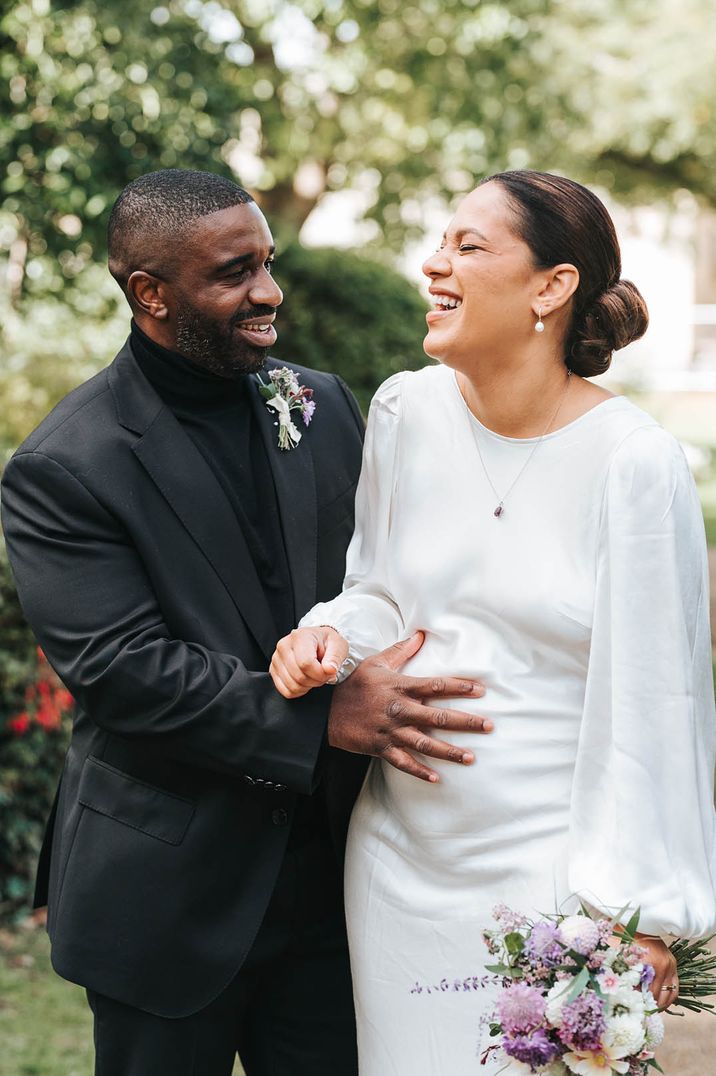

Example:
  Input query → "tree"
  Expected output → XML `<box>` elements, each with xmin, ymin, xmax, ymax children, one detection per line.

<box><xmin>2</xmin><ymin>0</ymin><xmax>715</xmax><ymax>449</ymax></box>
<box><xmin>3</xmin><ymin>0</ymin><xmax>715</xmax><ymax>309</ymax></box>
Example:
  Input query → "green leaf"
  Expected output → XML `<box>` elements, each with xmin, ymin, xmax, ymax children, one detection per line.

<box><xmin>623</xmin><ymin>906</ymin><xmax>642</xmax><ymax>939</ymax></box>
<box><xmin>562</xmin><ymin>967</ymin><xmax>591</xmax><ymax>1004</ymax></box>
<box><xmin>484</xmin><ymin>964</ymin><xmax>521</xmax><ymax>979</ymax></box>
<box><xmin>504</xmin><ymin>932</ymin><xmax>525</xmax><ymax>956</ymax></box>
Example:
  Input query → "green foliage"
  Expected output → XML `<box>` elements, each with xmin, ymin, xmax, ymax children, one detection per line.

<box><xmin>0</xmin><ymin>269</ymin><xmax>129</xmax><ymax>456</ymax></box>
<box><xmin>0</xmin><ymin>542</ymin><xmax>71</xmax><ymax>921</ymax></box>
<box><xmin>2</xmin><ymin>0</ymin><xmax>714</xmax><ymax>447</ymax></box>
<box><xmin>3</xmin><ymin>0</ymin><xmax>716</xmax><ymax>311</ymax></box>
<box><xmin>1</xmin><ymin>0</ymin><xmax>536</xmax><ymax>289</ymax></box>
<box><xmin>0</xmin><ymin>240</ymin><xmax>427</xmax><ymax>447</ymax></box>
<box><xmin>272</xmin><ymin>242</ymin><xmax>428</xmax><ymax>412</ymax></box>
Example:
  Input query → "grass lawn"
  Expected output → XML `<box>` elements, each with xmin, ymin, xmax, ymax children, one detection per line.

<box><xmin>0</xmin><ymin>924</ymin><xmax>245</xmax><ymax>1076</ymax></box>
<box><xmin>3</xmin><ymin>925</ymin><xmax>713</xmax><ymax>1075</ymax></box>
<box><xmin>0</xmin><ymin>923</ymin><xmax>93</xmax><ymax>1076</ymax></box>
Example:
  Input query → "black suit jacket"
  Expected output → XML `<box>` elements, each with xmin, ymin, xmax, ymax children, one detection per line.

<box><xmin>0</xmin><ymin>340</ymin><xmax>368</xmax><ymax>1017</ymax></box>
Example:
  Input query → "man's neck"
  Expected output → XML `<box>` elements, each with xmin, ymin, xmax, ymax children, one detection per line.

<box><xmin>132</xmin><ymin>317</ymin><xmax>179</xmax><ymax>355</ymax></box>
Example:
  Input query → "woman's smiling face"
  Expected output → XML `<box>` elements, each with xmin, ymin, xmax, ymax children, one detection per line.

<box><xmin>422</xmin><ymin>181</ymin><xmax>548</xmax><ymax>371</ymax></box>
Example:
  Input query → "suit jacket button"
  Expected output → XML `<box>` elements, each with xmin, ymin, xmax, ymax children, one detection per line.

<box><xmin>271</xmin><ymin>808</ymin><xmax>289</xmax><ymax>827</ymax></box>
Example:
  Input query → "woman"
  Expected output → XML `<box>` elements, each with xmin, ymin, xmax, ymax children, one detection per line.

<box><xmin>270</xmin><ymin>171</ymin><xmax>716</xmax><ymax>1073</ymax></box>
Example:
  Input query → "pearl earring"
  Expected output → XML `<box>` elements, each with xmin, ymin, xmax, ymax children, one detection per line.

<box><xmin>535</xmin><ymin>308</ymin><xmax>545</xmax><ymax>333</ymax></box>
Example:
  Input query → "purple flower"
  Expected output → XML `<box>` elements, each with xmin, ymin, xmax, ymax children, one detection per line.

<box><xmin>503</xmin><ymin>1028</ymin><xmax>561</xmax><ymax>1072</ymax></box>
<box><xmin>492</xmin><ymin>903</ymin><xmax>530</xmax><ymax>931</ymax></box>
<box><xmin>597</xmin><ymin>918</ymin><xmax>615</xmax><ymax>942</ymax></box>
<box><xmin>302</xmin><ymin>399</ymin><xmax>316</xmax><ymax>426</ymax></box>
<box><xmin>640</xmin><ymin>963</ymin><xmax>656</xmax><ymax>989</ymax></box>
<box><xmin>497</xmin><ymin>983</ymin><xmax>546</xmax><ymax>1033</ymax></box>
<box><xmin>525</xmin><ymin>921</ymin><xmax>564</xmax><ymax>969</ymax></box>
<box><xmin>558</xmin><ymin>990</ymin><xmax>606</xmax><ymax>1052</ymax></box>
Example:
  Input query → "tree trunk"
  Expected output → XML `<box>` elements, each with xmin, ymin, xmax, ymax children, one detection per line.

<box><xmin>256</xmin><ymin>183</ymin><xmax>320</xmax><ymax>237</ymax></box>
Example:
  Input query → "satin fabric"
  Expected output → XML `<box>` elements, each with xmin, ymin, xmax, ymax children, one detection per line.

<box><xmin>301</xmin><ymin>363</ymin><xmax>716</xmax><ymax>1075</ymax></box>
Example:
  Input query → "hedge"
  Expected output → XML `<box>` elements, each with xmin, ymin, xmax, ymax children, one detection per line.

<box><xmin>0</xmin><ymin>543</ymin><xmax>73</xmax><ymax>920</ymax></box>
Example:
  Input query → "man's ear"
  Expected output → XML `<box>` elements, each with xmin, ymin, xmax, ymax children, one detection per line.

<box><xmin>127</xmin><ymin>271</ymin><xmax>170</xmax><ymax>321</ymax></box>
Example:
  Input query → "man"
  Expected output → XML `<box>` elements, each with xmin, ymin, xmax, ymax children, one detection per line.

<box><xmin>1</xmin><ymin>170</ymin><xmax>487</xmax><ymax>1075</ymax></box>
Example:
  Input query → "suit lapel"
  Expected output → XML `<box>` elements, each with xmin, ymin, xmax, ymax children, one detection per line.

<box><xmin>108</xmin><ymin>343</ymin><xmax>278</xmax><ymax>660</ymax></box>
<box><xmin>248</xmin><ymin>361</ymin><xmax>318</xmax><ymax>622</ymax></box>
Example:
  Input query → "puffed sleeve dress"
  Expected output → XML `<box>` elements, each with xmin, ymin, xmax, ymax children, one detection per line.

<box><xmin>301</xmin><ymin>363</ymin><xmax>716</xmax><ymax>1075</ymax></box>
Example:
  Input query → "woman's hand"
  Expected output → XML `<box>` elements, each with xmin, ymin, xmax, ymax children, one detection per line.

<box><xmin>270</xmin><ymin>626</ymin><xmax>349</xmax><ymax>698</ymax></box>
<box><xmin>634</xmin><ymin>933</ymin><xmax>679</xmax><ymax>1012</ymax></box>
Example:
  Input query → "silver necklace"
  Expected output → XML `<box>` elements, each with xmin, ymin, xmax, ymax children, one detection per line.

<box><xmin>465</xmin><ymin>372</ymin><xmax>572</xmax><ymax>518</ymax></box>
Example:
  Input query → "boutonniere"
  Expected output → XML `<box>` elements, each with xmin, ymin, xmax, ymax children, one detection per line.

<box><xmin>256</xmin><ymin>366</ymin><xmax>316</xmax><ymax>451</ymax></box>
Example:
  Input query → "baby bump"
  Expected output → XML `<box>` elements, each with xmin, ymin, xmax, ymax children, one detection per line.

<box><xmin>374</xmin><ymin>705</ymin><xmax>578</xmax><ymax>848</ymax></box>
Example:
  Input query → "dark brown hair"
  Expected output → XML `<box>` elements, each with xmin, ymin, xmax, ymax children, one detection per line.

<box><xmin>481</xmin><ymin>170</ymin><xmax>649</xmax><ymax>376</ymax></box>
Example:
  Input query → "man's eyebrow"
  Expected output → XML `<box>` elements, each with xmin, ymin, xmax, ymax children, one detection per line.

<box><xmin>215</xmin><ymin>246</ymin><xmax>276</xmax><ymax>273</ymax></box>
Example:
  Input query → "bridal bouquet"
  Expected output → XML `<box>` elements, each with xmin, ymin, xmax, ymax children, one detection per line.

<box><xmin>480</xmin><ymin>905</ymin><xmax>716</xmax><ymax>1075</ymax></box>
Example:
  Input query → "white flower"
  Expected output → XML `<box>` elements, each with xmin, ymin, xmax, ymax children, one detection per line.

<box><xmin>563</xmin><ymin>1050</ymin><xmax>629</xmax><ymax>1075</ymax></box>
<box><xmin>606</xmin><ymin>985</ymin><xmax>645</xmax><ymax>1019</ymax></box>
<box><xmin>601</xmin><ymin>947</ymin><xmax>619</xmax><ymax>969</ymax></box>
<box><xmin>545</xmin><ymin>981</ymin><xmax>570</xmax><ymax>1028</ymax></box>
<box><xmin>558</xmin><ymin>916</ymin><xmax>600</xmax><ymax>955</ymax></box>
<box><xmin>596</xmin><ymin>969</ymin><xmax>622</xmax><ymax>994</ymax></box>
<box><xmin>644</xmin><ymin>1012</ymin><xmax>665</xmax><ymax>1048</ymax></box>
<box><xmin>269</xmin><ymin>367</ymin><xmax>299</xmax><ymax>394</ymax></box>
<box><xmin>642</xmin><ymin>989</ymin><xmax>658</xmax><ymax>1013</ymax></box>
<box><xmin>619</xmin><ymin>966</ymin><xmax>643</xmax><ymax>990</ymax></box>
<box><xmin>603</xmin><ymin>1013</ymin><xmax>646</xmax><ymax>1058</ymax></box>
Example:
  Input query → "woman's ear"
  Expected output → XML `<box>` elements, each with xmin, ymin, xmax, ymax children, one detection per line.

<box><xmin>533</xmin><ymin>263</ymin><xmax>580</xmax><ymax>318</ymax></box>
<box><xmin>127</xmin><ymin>271</ymin><xmax>170</xmax><ymax>321</ymax></box>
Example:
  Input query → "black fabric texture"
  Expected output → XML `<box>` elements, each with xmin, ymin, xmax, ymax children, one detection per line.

<box><xmin>130</xmin><ymin>324</ymin><xmax>325</xmax><ymax>846</ymax></box>
<box><xmin>0</xmin><ymin>337</ymin><xmax>368</xmax><ymax>1018</ymax></box>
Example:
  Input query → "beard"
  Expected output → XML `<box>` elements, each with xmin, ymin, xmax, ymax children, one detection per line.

<box><xmin>174</xmin><ymin>301</ymin><xmax>271</xmax><ymax>378</ymax></box>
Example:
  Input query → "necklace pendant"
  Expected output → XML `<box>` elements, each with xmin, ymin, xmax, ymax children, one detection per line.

<box><xmin>494</xmin><ymin>503</ymin><xmax>504</xmax><ymax>518</ymax></box>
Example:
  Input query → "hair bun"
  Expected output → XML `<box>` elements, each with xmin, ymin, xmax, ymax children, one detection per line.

<box><xmin>567</xmin><ymin>279</ymin><xmax>649</xmax><ymax>377</ymax></box>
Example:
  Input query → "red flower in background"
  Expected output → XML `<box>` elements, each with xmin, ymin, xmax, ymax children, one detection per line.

<box><xmin>5</xmin><ymin>648</ymin><xmax>73</xmax><ymax>736</ymax></box>
<box><xmin>7</xmin><ymin>712</ymin><xmax>30</xmax><ymax>736</ymax></box>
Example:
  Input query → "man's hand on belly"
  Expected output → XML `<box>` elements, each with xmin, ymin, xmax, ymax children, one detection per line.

<box><xmin>328</xmin><ymin>631</ymin><xmax>493</xmax><ymax>783</ymax></box>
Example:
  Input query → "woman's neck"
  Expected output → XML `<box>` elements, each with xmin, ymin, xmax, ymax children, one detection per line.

<box><xmin>457</xmin><ymin>359</ymin><xmax>573</xmax><ymax>439</ymax></box>
<box><xmin>456</xmin><ymin>351</ymin><xmax>616</xmax><ymax>439</ymax></box>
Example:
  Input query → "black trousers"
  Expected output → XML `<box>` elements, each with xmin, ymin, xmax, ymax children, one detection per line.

<box><xmin>87</xmin><ymin>827</ymin><xmax>358</xmax><ymax>1076</ymax></box>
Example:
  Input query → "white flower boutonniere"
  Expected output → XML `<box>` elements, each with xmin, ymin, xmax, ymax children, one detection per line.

<box><xmin>256</xmin><ymin>366</ymin><xmax>316</xmax><ymax>451</ymax></box>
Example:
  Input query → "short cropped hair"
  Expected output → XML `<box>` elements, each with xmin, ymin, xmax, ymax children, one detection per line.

<box><xmin>107</xmin><ymin>169</ymin><xmax>254</xmax><ymax>293</ymax></box>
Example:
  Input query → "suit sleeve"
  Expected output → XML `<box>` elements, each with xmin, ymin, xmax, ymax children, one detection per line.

<box><xmin>1</xmin><ymin>450</ymin><xmax>330</xmax><ymax>794</ymax></box>
<box><xmin>334</xmin><ymin>375</ymin><xmax>366</xmax><ymax>437</ymax></box>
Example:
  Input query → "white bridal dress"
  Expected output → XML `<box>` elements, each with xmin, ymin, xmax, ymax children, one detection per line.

<box><xmin>301</xmin><ymin>364</ymin><xmax>716</xmax><ymax>1075</ymax></box>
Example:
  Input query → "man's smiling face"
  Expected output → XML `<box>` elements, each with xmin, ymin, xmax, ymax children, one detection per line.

<box><xmin>167</xmin><ymin>200</ymin><xmax>284</xmax><ymax>378</ymax></box>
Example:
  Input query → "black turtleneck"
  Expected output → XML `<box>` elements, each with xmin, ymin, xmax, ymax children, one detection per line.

<box><xmin>130</xmin><ymin>324</ymin><xmax>335</xmax><ymax>861</ymax></box>
<box><xmin>130</xmin><ymin>321</ymin><xmax>295</xmax><ymax>641</ymax></box>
